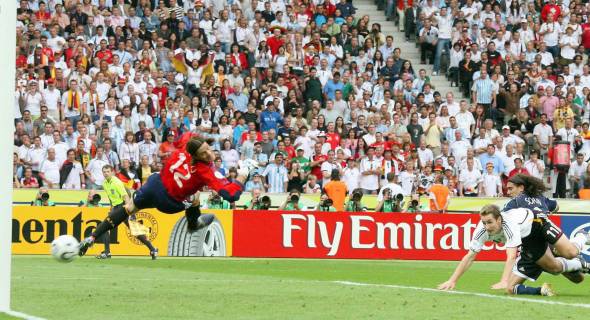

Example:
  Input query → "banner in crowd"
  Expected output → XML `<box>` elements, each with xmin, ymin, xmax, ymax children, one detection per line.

<box><xmin>11</xmin><ymin>207</ymin><xmax>233</xmax><ymax>257</ymax></box>
<box><xmin>232</xmin><ymin>211</ymin><xmax>562</xmax><ymax>261</ymax></box>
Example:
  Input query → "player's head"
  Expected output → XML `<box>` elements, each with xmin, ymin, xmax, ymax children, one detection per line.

<box><xmin>507</xmin><ymin>174</ymin><xmax>547</xmax><ymax>198</ymax></box>
<box><xmin>187</xmin><ymin>137</ymin><xmax>216</xmax><ymax>164</ymax></box>
<box><xmin>102</xmin><ymin>165</ymin><xmax>114</xmax><ymax>180</ymax></box>
<box><xmin>479</xmin><ymin>204</ymin><xmax>502</xmax><ymax>234</ymax></box>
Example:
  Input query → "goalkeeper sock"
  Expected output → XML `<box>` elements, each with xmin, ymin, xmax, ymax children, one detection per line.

<box><xmin>91</xmin><ymin>206</ymin><xmax>129</xmax><ymax>239</ymax></box>
<box><xmin>557</xmin><ymin>257</ymin><xmax>583</xmax><ymax>273</ymax></box>
<box><xmin>571</xmin><ymin>233</ymin><xmax>589</xmax><ymax>253</ymax></box>
<box><xmin>513</xmin><ymin>284</ymin><xmax>542</xmax><ymax>295</ymax></box>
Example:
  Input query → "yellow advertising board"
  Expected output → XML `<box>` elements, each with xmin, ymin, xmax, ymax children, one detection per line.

<box><xmin>11</xmin><ymin>207</ymin><xmax>233</xmax><ymax>257</ymax></box>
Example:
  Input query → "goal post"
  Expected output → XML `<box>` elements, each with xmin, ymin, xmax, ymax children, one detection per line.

<box><xmin>0</xmin><ymin>1</ymin><xmax>17</xmax><ymax>313</ymax></box>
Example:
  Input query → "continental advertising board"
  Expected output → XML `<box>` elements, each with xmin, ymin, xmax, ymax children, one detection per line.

<box><xmin>11</xmin><ymin>207</ymin><xmax>233</xmax><ymax>257</ymax></box>
<box><xmin>12</xmin><ymin>207</ymin><xmax>585</xmax><ymax>261</ymax></box>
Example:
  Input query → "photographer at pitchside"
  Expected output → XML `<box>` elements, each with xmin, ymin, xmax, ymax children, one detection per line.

<box><xmin>31</xmin><ymin>187</ymin><xmax>55</xmax><ymax>206</ymax></box>
<box><xmin>344</xmin><ymin>189</ymin><xmax>368</xmax><ymax>212</ymax></box>
<box><xmin>279</xmin><ymin>190</ymin><xmax>305</xmax><ymax>211</ymax></box>
<box><xmin>79</xmin><ymin>190</ymin><xmax>103</xmax><ymax>207</ymax></box>
<box><xmin>375</xmin><ymin>189</ymin><xmax>404</xmax><ymax>213</ymax></box>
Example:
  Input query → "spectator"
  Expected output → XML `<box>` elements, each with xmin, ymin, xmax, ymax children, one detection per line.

<box><xmin>262</xmin><ymin>153</ymin><xmax>289</xmax><ymax>193</ymax></box>
<box><xmin>304</xmin><ymin>175</ymin><xmax>322</xmax><ymax>194</ymax></box>
<box><xmin>479</xmin><ymin>144</ymin><xmax>505</xmax><ymax>175</ymax></box>
<box><xmin>39</xmin><ymin>148</ymin><xmax>60</xmax><ymax>188</ymax></box>
<box><xmin>568</xmin><ymin>153</ymin><xmax>588</xmax><ymax>198</ymax></box>
<box><xmin>60</xmin><ymin>149</ymin><xmax>85</xmax><ymax>189</ymax></box>
<box><xmin>19</xmin><ymin>167</ymin><xmax>39</xmax><ymax>189</ymax></box>
<box><xmin>85</xmin><ymin>146</ymin><xmax>109</xmax><ymax>190</ymax></box>
<box><xmin>14</xmin><ymin>0</ymin><xmax>590</xmax><ymax>203</ymax></box>
<box><xmin>508</xmin><ymin>158</ymin><xmax>530</xmax><ymax>179</ymax></box>
<box><xmin>359</xmin><ymin>146</ymin><xmax>381</xmax><ymax>194</ymax></box>
<box><xmin>458</xmin><ymin>157</ymin><xmax>482</xmax><ymax>197</ymax></box>
<box><xmin>158</xmin><ymin>131</ymin><xmax>177</xmax><ymax>164</ymax></box>
<box><xmin>480</xmin><ymin>162</ymin><xmax>502</xmax><ymax>197</ymax></box>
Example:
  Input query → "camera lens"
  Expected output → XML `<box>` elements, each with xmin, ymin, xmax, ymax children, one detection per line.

<box><xmin>291</xmin><ymin>194</ymin><xmax>299</xmax><ymax>203</ymax></box>
<box><xmin>41</xmin><ymin>193</ymin><xmax>49</xmax><ymax>201</ymax></box>
<box><xmin>92</xmin><ymin>194</ymin><xmax>101</xmax><ymax>202</ymax></box>
<box><xmin>396</xmin><ymin>194</ymin><xmax>404</xmax><ymax>202</ymax></box>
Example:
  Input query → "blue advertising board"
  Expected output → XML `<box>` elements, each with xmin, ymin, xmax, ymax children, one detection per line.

<box><xmin>559</xmin><ymin>215</ymin><xmax>590</xmax><ymax>258</ymax></box>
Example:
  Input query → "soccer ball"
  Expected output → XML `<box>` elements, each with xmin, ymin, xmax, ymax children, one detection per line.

<box><xmin>51</xmin><ymin>235</ymin><xmax>80</xmax><ymax>263</ymax></box>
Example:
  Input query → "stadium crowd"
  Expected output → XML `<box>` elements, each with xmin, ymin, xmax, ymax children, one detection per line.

<box><xmin>12</xmin><ymin>0</ymin><xmax>590</xmax><ymax>212</ymax></box>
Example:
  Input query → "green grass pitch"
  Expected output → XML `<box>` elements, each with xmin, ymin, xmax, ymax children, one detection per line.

<box><xmin>3</xmin><ymin>256</ymin><xmax>590</xmax><ymax>319</ymax></box>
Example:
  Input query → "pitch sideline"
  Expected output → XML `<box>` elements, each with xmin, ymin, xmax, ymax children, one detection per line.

<box><xmin>335</xmin><ymin>281</ymin><xmax>590</xmax><ymax>309</ymax></box>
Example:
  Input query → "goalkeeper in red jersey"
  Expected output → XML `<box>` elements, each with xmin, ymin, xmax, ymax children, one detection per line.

<box><xmin>79</xmin><ymin>133</ymin><xmax>253</xmax><ymax>256</ymax></box>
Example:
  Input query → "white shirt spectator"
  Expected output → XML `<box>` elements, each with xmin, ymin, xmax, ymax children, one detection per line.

<box><xmin>29</xmin><ymin>147</ymin><xmax>46</xmax><ymax>171</ymax></box>
<box><xmin>568</xmin><ymin>160</ymin><xmax>588</xmax><ymax>180</ymax></box>
<box><xmin>417</xmin><ymin>147</ymin><xmax>434</xmax><ymax>166</ymax></box>
<box><xmin>455</xmin><ymin>111</ymin><xmax>475</xmax><ymax>138</ymax></box>
<box><xmin>435</xmin><ymin>14</ymin><xmax>453</xmax><ymax>39</ymax></box>
<box><xmin>321</xmin><ymin>161</ymin><xmax>342</xmax><ymax>186</ymax></box>
<box><xmin>480</xmin><ymin>172</ymin><xmax>502</xmax><ymax>197</ymax></box>
<box><xmin>50</xmin><ymin>141</ymin><xmax>69</xmax><ymax>166</ymax></box>
<box><xmin>533</xmin><ymin>122</ymin><xmax>554</xmax><ymax>145</ymax></box>
<box><xmin>459</xmin><ymin>167</ymin><xmax>482</xmax><ymax>192</ymax></box>
<box><xmin>39</xmin><ymin>158</ymin><xmax>60</xmax><ymax>186</ymax></box>
<box><xmin>359</xmin><ymin>157</ymin><xmax>381</xmax><ymax>191</ymax></box>
<box><xmin>560</xmin><ymin>34</ymin><xmax>578</xmax><ymax>59</ymax></box>
<box><xmin>398</xmin><ymin>170</ymin><xmax>417</xmax><ymax>196</ymax></box>
<box><xmin>86</xmin><ymin>158</ymin><xmax>109</xmax><ymax>186</ymax></box>
<box><xmin>556</xmin><ymin>127</ymin><xmax>578</xmax><ymax>147</ymax></box>
<box><xmin>524</xmin><ymin>158</ymin><xmax>546</xmax><ymax>179</ymax></box>
<box><xmin>119</xmin><ymin>142</ymin><xmax>140</xmax><ymax>164</ymax></box>
<box><xmin>214</xmin><ymin>19</ymin><xmax>235</xmax><ymax>43</ymax></box>
<box><xmin>42</xmin><ymin>87</ymin><xmax>61</xmax><ymax>115</ymax></box>
<box><xmin>450</xmin><ymin>140</ymin><xmax>471</xmax><ymax>162</ymax></box>
<box><xmin>62</xmin><ymin>162</ymin><xmax>83</xmax><ymax>189</ymax></box>
<box><xmin>342</xmin><ymin>166</ymin><xmax>361</xmax><ymax>193</ymax></box>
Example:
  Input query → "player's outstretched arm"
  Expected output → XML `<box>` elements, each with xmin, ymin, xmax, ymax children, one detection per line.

<box><xmin>437</xmin><ymin>250</ymin><xmax>478</xmax><ymax>291</ymax></box>
<box><xmin>491</xmin><ymin>247</ymin><xmax>517</xmax><ymax>290</ymax></box>
<box><xmin>198</xmin><ymin>165</ymin><xmax>244</xmax><ymax>202</ymax></box>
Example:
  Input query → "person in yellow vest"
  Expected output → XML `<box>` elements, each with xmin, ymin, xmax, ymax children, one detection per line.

<box><xmin>99</xmin><ymin>165</ymin><xmax>158</xmax><ymax>260</ymax></box>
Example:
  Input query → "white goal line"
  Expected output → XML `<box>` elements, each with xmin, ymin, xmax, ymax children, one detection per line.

<box><xmin>334</xmin><ymin>281</ymin><xmax>590</xmax><ymax>309</ymax></box>
<box><xmin>2</xmin><ymin>310</ymin><xmax>46</xmax><ymax>320</ymax></box>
